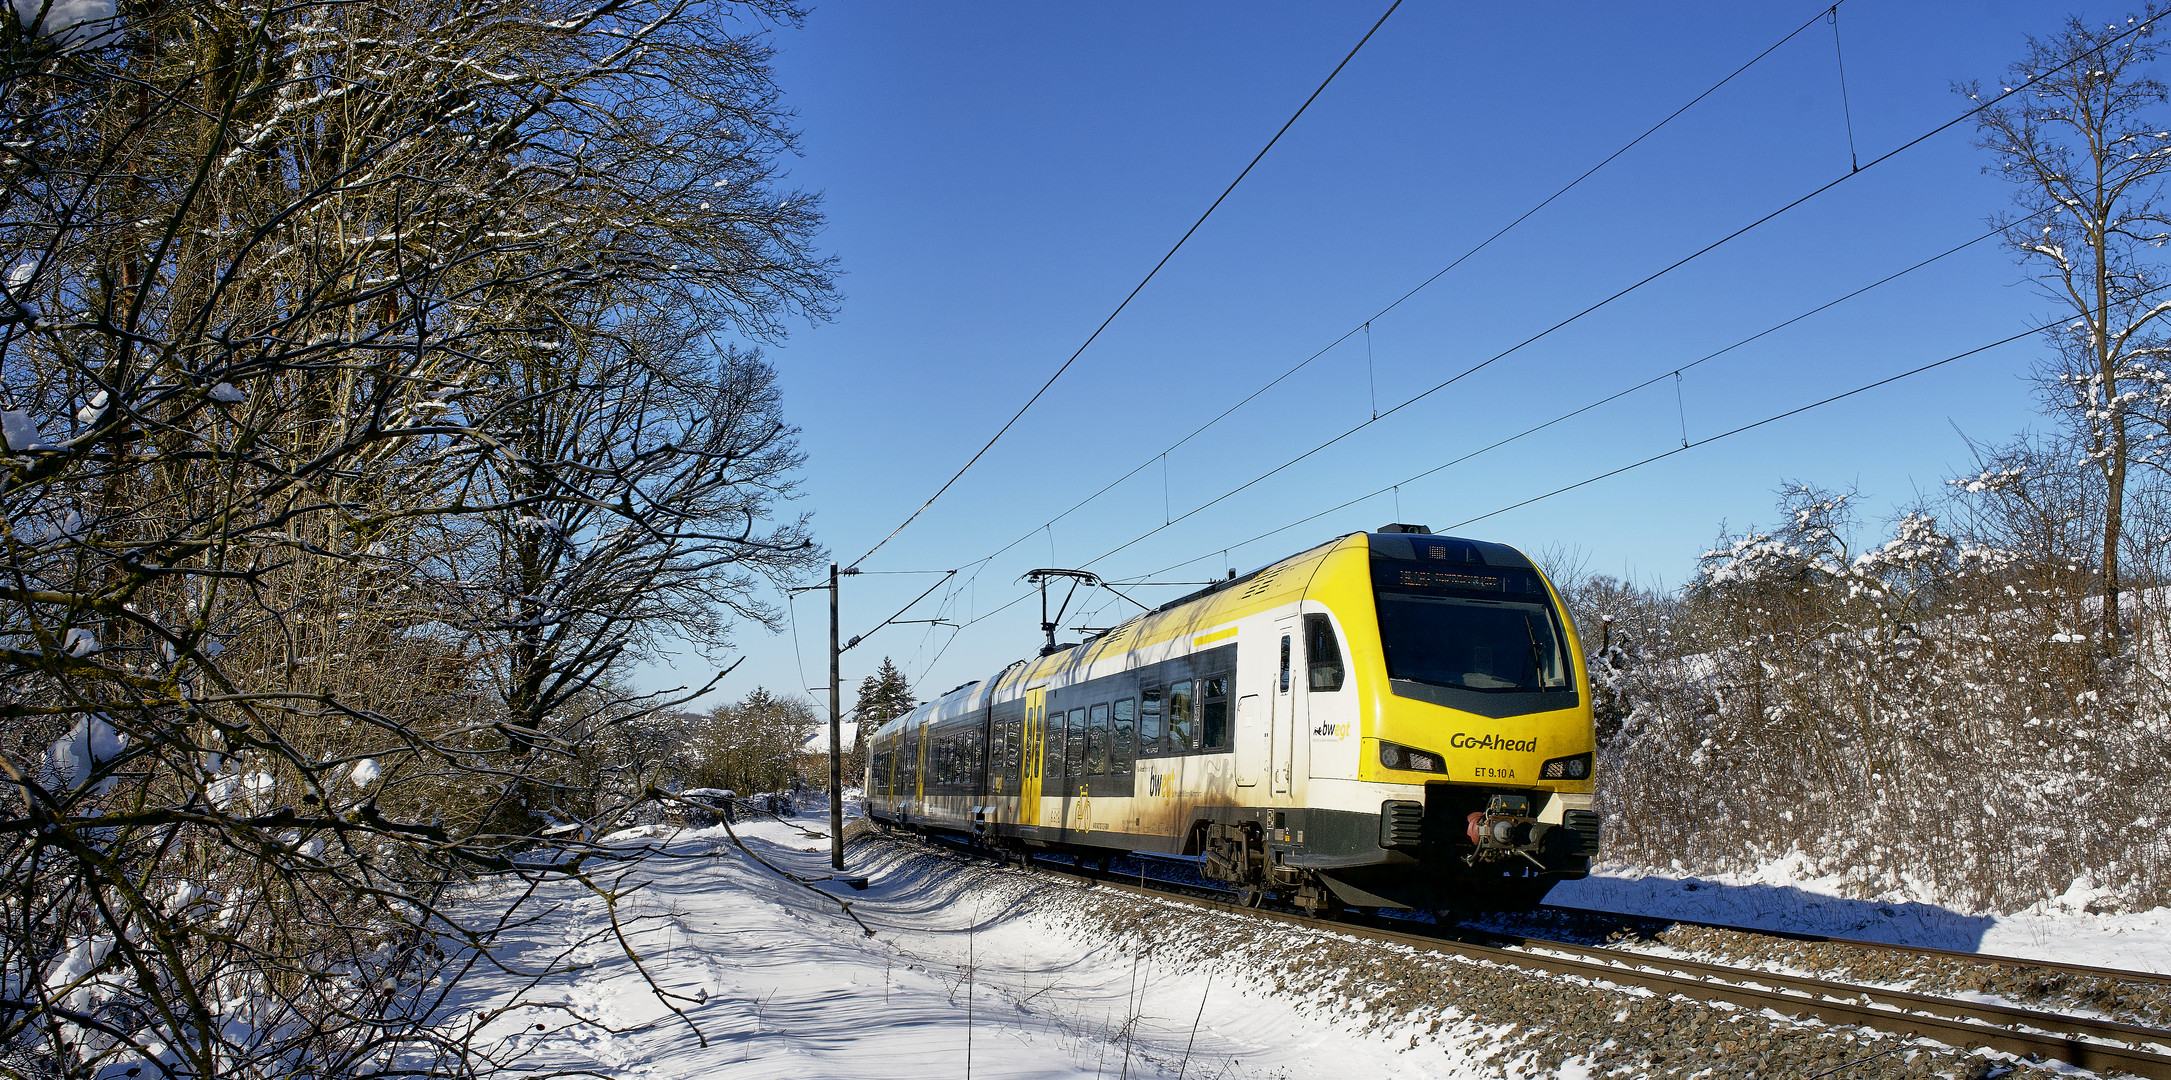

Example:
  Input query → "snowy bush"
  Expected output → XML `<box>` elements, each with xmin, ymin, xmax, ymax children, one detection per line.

<box><xmin>1577</xmin><ymin>478</ymin><xmax>2171</xmax><ymax>914</ymax></box>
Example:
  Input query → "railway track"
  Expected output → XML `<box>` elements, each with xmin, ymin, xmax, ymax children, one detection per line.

<box><xmin>1519</xmin><ymin>903</ymin><xmax>2171</xmax><ymax>990</ymax></box>
<box><xmin>904</xmin><ymin>833</ymin><xmax>2171</xmax><ymax>1077</ymax></box>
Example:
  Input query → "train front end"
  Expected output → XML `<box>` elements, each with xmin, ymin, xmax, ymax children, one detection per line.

<box><xmin>1306</xmin><ymin>529</ymin><xmax>1600</xmax><ymax>912</ymax></box>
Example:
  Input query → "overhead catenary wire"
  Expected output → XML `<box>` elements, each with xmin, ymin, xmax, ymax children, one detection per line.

<box><xmin>1210</xmin><ymin>274</ymin><xmax>2171</xmax><ymax>588</ymax></box>
<box><xmin>1126</xmin><ymin>300</ymin><xmax>2093</xmax><ymax>597</ymax></box>
<box><xmin>948</xmin><ymin>211</ymin><xmax>2052</xmax><ymax>635</ymax></box>
<box><xmin>1128</xmin><ymin>217</ymin><xmax>2026</xmax><ymax>580</ymax></box>
<box><xmin>1066</xmin><ymin>17</ymin><xmax>2152</xmax><ymax>577</ymax></box>
<box><xmin>890</xmin><ymin>3</ymin><xmax>1870</xmax><ymax>634</ymax></box>
<box><xmin>1441</xmin><ymin>318</ymin><xmax>2073</xmax><ymax>533</ymax></box>
<box><xmin>842</xmin><ymin>570</ymin><xmax>957</xmax><ymax>652</ymax></box>
<box><xmin>1828</xmin><ymin>5</ymin><xmax>1862</xmax><ymax>172</ymax></box>
<box><xmin>875</xmin><ymin>10</ymin><xmax>2161</xmax><ymax>683</ymax></box>
<box><xmin>846</xmin><ymin>0</ymin><xmax>1407</xmax><ymax>572</ymax></box>
<box><xmin>933</xmin><ymin>143</ymin><xmax>2032</xmax><ymax>643</ymax></box>
<box><xmin>921</xmin><ymin>217</ymin><xmax>2036</xmax><ymax>645</ymax></box>
<box><xmin>951</xmin><ymin>1</ymin><xmax>1854</xmax><ymax>578</ymax></box>
<box><xmin>784</xmin><ymin>586</ymin><xmax>813</xmax><ymax>703</ymax></box>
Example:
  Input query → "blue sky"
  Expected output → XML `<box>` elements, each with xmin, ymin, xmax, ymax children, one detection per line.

<box><xmin>646</xmin><ymin>1</ymin><xmax>2120</xmax><ymax>709</ymax></box>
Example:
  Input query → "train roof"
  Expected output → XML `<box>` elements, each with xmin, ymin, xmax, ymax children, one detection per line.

<box><xmin>862</xmin><ymin>527</ymin><xmax>1536</xmax><ymax>743</ymax></box>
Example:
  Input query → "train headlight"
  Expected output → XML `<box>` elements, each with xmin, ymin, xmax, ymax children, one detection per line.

<box><xmin>1539</xmin><ymin>752</ymin><xmax>1593</xmax><ymax>781</ymax></box>
<box><xmin>1378</xmin><ymin>740</ymin><xmax>1445</xmax><ymax>774</ymax></box>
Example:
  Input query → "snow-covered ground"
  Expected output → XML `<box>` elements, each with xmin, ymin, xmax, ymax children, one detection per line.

<box><xmin>429</xmin><ymin>803</ymin><xmax>2170</xmax><ymax>1080</ymax></box>
<box><xmin>1552</xmin><ymin>854</ymin><xmax>2171</xmax><ymax>975</ymax></box>
<box><xmin>444</xmin><ymin>811</ymin><xmax>1516</xmax><ymax>1080</ymax></box>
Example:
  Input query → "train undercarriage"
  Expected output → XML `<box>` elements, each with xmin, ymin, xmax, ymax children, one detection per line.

<box><xmin>878</xmin><ymin>781</ymin><xmax>1600</xmax><ymax>919</ymax></box>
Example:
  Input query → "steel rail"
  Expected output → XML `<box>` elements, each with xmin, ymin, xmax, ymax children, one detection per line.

<box><xmin>912</xmin><ymin>838</ymin><xmax>2171</xmax><ymax>1078</ymax></box>
<box><xmin>1529</xmin><ymin>903</ymin><xmax>2171</xmax><ymax>988</ymax></box>
<box><xmin>1455</xmin><ymin>923</ymin><xmax>2171</xmax><ymax>1065</ymax></box>
<box><xmin>1072</xmin><ymin>869</ymin><xmax>2171</xmax><ymax>1075</ymax></box>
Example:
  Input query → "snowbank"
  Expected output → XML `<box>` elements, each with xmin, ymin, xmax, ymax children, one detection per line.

<box><xmin>443</xmin><ymin>818</ymin><xmax>1517</xmax><ymax>1078</ymax></box>
<box><xmin>1553</xmin><ymin>856</ymin><xmax>2171</xmax><ymax>975</ymax></box>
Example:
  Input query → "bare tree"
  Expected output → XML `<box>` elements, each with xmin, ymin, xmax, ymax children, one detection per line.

<box><xmin>453</xmin><ymin>322</ymin><xmax>819</xmax><ymax>798</ymax></box>
<box><xmin>1969</xmin><ymin>7</ymin><xmax>2171</xmax><ymax>653</ymax></box>
<box><xmin>0</xmin><ymin>0</ymin><xmax>833</xmax><ymax>1075</ymax></box>
<box><xmin>684</xmin><ymin>686</ymin><xmax>819</xmax><ymax>794</ymax></box>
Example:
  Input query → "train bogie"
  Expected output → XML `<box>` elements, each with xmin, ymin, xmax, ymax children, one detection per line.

<box><xmin>864</xmin><ymin>527</ymin><xmax>1600</xmax><ymax>913</ymax></box>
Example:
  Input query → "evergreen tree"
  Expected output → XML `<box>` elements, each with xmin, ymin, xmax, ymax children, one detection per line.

<box><xmin>850</xmin><ymin>658</ymin><xmax>916</xmax><ymax>780</ymax></box>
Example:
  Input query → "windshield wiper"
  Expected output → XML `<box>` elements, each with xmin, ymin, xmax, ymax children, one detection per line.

<box><xmin>1524</xmin><ymin>614</ymin><xmax>1548</xmax><ymax>684</ymax></box>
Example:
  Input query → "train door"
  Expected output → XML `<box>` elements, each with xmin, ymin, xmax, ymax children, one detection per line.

<box><xmin>976</xmin><ymin>705</ymin><xmax>994</xmax><ymax>807</ymax></box>
<box><xmin>913</xmin><ymin>713</ymin><xmax>930</xmax><ymax>816</ymax></box>
<box><xmin>1021</xmin><ymin>686</ymin><xmax>1046</xmax><ymax>827</ymax></box>
<box><xmin>1235</xmin><ymin>691</ymin><xmax>1264</xmax><ymax>787</ymax></box>
<box><xmin>1272</xmin><ymin>615</ymin><xmax>1301</xmax><ymax>797</ymax></box>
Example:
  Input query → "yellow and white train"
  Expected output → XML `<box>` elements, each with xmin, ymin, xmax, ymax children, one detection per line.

<box><xmin>864</xmin><ymin>526</ymin><xmax>1599</xmax><ymax>913</ymax></box>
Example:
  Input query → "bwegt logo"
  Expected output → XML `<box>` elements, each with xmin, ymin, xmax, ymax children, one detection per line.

<box><xmin>1448</xmin><ymin>732</ymin><xmax>1537</xmax><ymax>752</ymax></box>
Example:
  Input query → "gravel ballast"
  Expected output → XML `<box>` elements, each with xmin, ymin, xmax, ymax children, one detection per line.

<box><xmin>870</xmin><ymin>835</ymin><xmax>2108</xmax><ymax>1079</ymax></box>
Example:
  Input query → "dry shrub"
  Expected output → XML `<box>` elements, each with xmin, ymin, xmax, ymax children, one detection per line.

<box><xmin>1575</xmin><ymin>465</ymin><xmax>2171</xmax><ymax>913</ymax></box>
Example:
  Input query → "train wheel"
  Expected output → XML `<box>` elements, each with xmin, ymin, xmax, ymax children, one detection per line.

<box><xmin>1235</xmin><ymin>885</ymin><xmax>1265</xmax><ymax>909</ymax></box>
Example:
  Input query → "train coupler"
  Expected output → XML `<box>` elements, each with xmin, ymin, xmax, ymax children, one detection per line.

<box><xmin>1463</xmin><ymin>794</ymin><xmax>1554</xmax><ymax>869</ymax></box>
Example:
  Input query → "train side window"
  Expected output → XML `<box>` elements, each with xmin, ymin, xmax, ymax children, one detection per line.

<box><xmin>1139</xmin><ymin>686</ymin><xmax>1164</xmax><ymax>755</ymax></box>
<box><xmin>1066</xmin><ymin>708</ymin><xmax>1087</xmax><ymax>780</ymax></box>
<box><xmin>1007</xmin><ymin>718</ymin><xmax>1022</xmax><ymax>778</ymax></box>
<box><xmin>1088</xmin><ymin>703</ymin><xmax>1111</xmax><ymax>775</ymax></box>
<box><xmin>1201</xmin><ymin>674</ymin><xmax>1229</xmax><ymax>751</ymax></box>
<box><xmin>1046</xmin><ymin>707</ymin><xmax>1065</xmax><ymax>778</ymax></box>
<box><xmin>1112</xmin><ymin>697</ymin><xmax>1136</xmax><ymax>775</ymax></box>
<box><xmin>1167</xmin><ymin>680</ymin><xmax>1195</xmax><ymax>752</ymax></box>
<box><xmin>1279</xmin><ymin>635</ymin><xmax>1292</xmax><ymax>693</ymax></box>
<box><xmin>1306</xmin><ymin>613</ymin><xmax>1346</xmax><ymax>691</ymax></box>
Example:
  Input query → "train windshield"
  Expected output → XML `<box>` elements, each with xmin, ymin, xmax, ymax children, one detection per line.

<box><xmin>1372</xmin><ymin>561</ymin><xmax>1571</xmax><ymax>693</ymax></box>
